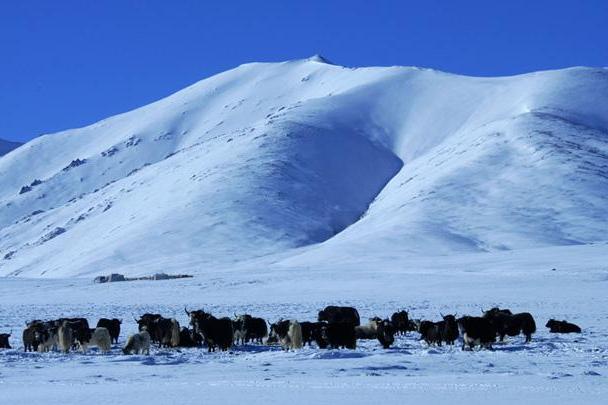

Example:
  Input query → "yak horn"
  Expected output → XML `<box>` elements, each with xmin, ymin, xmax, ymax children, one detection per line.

<box><xmin>184</xmin><ymin>306</ymin><xmax>190</xmax><ymax>316</ymax></box>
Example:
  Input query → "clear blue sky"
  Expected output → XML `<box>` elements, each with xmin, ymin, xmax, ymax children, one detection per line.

<box><xmin>1</xmin><ymin>0</ymin><xmax>607</xmax><ymax>142</ymax></box>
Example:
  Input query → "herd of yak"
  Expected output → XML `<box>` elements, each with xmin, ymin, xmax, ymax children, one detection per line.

<box><xmin>0</xmin><ymin>306</ymin><xmax>583</xmax><ymax>355</ymax></box>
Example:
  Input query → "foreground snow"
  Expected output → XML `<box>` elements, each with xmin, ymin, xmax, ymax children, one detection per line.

<box><xmin>1</xmin><ymin>244</ymin><xmax>607</xmax><ymax>404</ymax></box>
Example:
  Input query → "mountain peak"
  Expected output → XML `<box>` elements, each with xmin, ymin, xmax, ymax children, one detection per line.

<box><xmin>306</xmin><ymin>54</ymin><xmax>334</xmax><ymax>64</ymax></box>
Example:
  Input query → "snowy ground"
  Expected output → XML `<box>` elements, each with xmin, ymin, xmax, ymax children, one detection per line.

<box><xmin>1</xmin><ymin>244</ymin><xmax>607</xmax><ymax>404</ymax></box>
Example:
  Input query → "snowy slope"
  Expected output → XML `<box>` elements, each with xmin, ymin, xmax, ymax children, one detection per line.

<box><xmin>0</xmin><ymin>138</ymin><xmax>21</xmax><ymax>156</ymax></box>
<box><xmin>0</xmin><ymin>57</ymin><xmax>607</xmax><ymax>277</ymax></box>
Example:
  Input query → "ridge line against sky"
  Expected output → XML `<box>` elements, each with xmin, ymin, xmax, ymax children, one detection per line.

<box><xmin>1</xmin><ymin>0</ymin><xmax>607</xmax><ymax>143</ymax></box>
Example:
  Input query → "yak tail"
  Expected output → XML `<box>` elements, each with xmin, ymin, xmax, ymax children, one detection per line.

<box><xmin>528</xmin><ymin>315</ymin><xmax>537</xmax><ymax>334</ymax></box>
<box><xmin>58</xmin><ymin>325</ymin><xmax>72</xmax><ymax>354</ymax></box>
<box><xmin>171</xmin><ymin>319</ymin><xmax>180</xmax><ymax>347</ymax></box>
<box><xmin>289</xmin><ymin>320</ymin><xmax>303</xmax><ymax>349</ymax></box>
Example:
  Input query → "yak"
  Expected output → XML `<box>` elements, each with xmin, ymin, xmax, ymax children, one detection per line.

<box><xmin>154</xmin><ymin>318</ymin><xmax>180</xmax><ymax>348</ymax></box>
<box><xmin>79</xmin><ymin>327</ymin><xmax>112</xmax><ymax>354</ymax></box>
<box><xmin>187</xmin><ymin>308</ymin><xmax>233</xmax><ymax>352</ymax></box>
<box><xmin>299</xmin><ymin>321</ymin><xmax>325</xmax><ymax>347</ymax></box>
<box><xmin>0</xmin><ymin>332</ymin><xmax>11</xmax><ymax>349</ymax></box>
<box><xmin>391</xmin><ymin>311</ymin><xmax>409</xmax><ymax>335</ymax></box>
<box><xmin>318</xmin><ymin>306</ymin><xmax>360</xmax><ymax>326</ymax></box>
<box><xmin>123</xmin><ymin>330</ymin><xmax>151</xmax><ymax>355</ymax></box>
<box><xmin>321</xmin><ymin>322</ymin><xmax>356</xmax><ymax>349</ymax></box>
<box><xmin>96</xmin><ymin>318</ymin><xmax>121</xmax><ymax>344</ymax></box>
<box><xmin>57</xmin><ymin>321</ymin><xmax>73</xmax><ymax>353</ymax></box>
<box><xmin>546</xmin><ymin>319</ymin><xmax>581</xmax><ymax>333</ymax></box>
<box><xmin>418</xmin><ymin>320</ymin><xmax>442</xmax><ymax>346</ymax></box>
<box><xmin>35</xmin><ymin>322</ymin><xmax>58</xmax><ymax>352</ymax></box>
<box><xmin>457</xmin><ymin>316</ymin><xmax>496</xmax><ymax>350</ymax></box>
<box><xmin>268</xmin><ymin>320</ymin><xmax>303</xmax><ymax>350</ymax></box>
<box><xmin>483</xmin><ymin>308</ymin><xmax>536</xmax><ymax>343</ymax></box>
<box><xmin>135</xmin><ymin>314</ymin><xmax>162</xmax><ymax>343</ymax></box>
<box><xmin>177</xmin><ymin>327</ymin><xmax>202</xmax><ymax>348</ymax></box>
<box><xmin>439</xmin><ymin>314</ymin><xmax>459</xmax><ymax>345</ymax></box>
<box><xmin>22</xmin><ymin>323</ymin><xmax>41</xmax><ymax>352</ymax></box>
<box><xmin>233</xmin><ymin>314</ymin><xmax>267</xmax><ymax>345</ymax></box>
<box><xmin>55</xmin><ymin>318</ymin><xmax>91</xmax><ymax>349</ymax></box>
<box><xmin>376</xmin><ymin>319</ymin><xmax>396</xmax><ymax>349</ymax></box>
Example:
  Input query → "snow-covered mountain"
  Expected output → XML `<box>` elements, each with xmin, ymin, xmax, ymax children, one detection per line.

<box><xmin>1</xmin><ymin>56</ymin><xmax>607</xmax><ymax>277</ymax></box>
<box><xmin>0</xmin><ymin>138</ymin><xmax>21</xmax><ymax>156</ymax></box>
